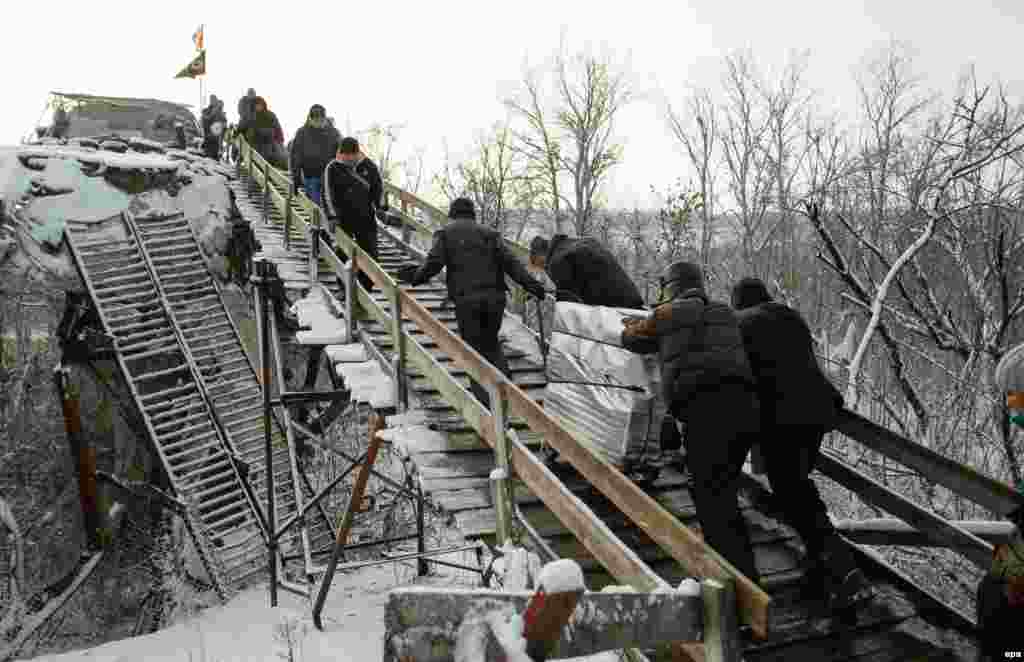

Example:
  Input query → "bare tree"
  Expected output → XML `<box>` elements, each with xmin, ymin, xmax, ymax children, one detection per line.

<box><xmin>506</xmin><ymin>38</ymin><xmax>631</xmax><ymax>238</ymax></box>
<box><xmin>553</xmin><ymin>45</ymin><xmax>631</xmax><ymax>237</ymax></box>
<box><xmin>665</xmin><ymin>86</ymin><xmax>718</xmax><ymax>269</ymax></box>
<box><xmin>718</xmin><ymin>50</ymin><xmax>774</xmax><ymax>275</ymax></box>
<box><xmin>505</xmin><ymin>63</ymin><xmax>567</xmax><ymax>235</ymax></box>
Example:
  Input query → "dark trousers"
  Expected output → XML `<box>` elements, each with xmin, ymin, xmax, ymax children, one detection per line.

<box><xmin>453</xmin><ymin>293</ymin><xmax>509</xmax><ymax>409</ymax></box>
<box><xmin>762</xmin><ymin>425</ymin><xmax>857</xmax><ymax>574</ymax></box>
<box><xmin>679</xmin><ymin>384</ymin><xmax>761</xmax><ymax>584</ymax></box>
<box><xmin>335</xmin><ymin>216</ymin><xmax>378</xmax><ymax>293</ymax></box>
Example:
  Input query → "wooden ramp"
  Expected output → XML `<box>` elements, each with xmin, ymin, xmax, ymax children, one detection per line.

<box><xmin>233</xmin><ymin>139</ymin><xmax>984</xmax><ymax>661</ymax></box>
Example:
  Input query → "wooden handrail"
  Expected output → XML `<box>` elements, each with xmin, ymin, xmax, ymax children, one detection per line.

<box><xmin>835</xmin><ymin>409</ymin><xmax>1024</xmax><ymax>518</ymax></box>
<box><xmin>236</xmin><ymin>135</ymin><xmax>759</xmax><ymax>653</ymax></box>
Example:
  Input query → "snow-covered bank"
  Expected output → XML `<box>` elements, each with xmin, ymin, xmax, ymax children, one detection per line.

<box><xmin>29</xmin><ymin>561</ymin><xmax>449</xmax><ymax>662</ymax></box>
<box><xmin>0</xmin><ymin>139</ymin><xmax>237</xmax><ymax>287</ymax></box>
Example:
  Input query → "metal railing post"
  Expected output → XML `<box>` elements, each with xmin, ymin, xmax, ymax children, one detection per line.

<box><xmin>254</xmin><ymin>262</ymin><xmax>278</xmax><ymax>607</ymax></box>
<box><xmin>400</xmin><ymin>197</ymin><xmax>411</xmax><ymax>245</ymax></box>
<box><xmin>261</xmin><ymin>161</ymin><xmax>269</xmax><ymax>225</ymax></box>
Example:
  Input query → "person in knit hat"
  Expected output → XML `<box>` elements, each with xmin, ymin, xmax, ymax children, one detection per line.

<box><xmin>620</xmin><ymin>260</ymin><xmax>762</xmax><ymax>586</ymax></box>
<box><xmin>323</xmin><ymin>136</ymin><xmax>384</xmax><ymax>292</ymax></box>
<box><xmin>396</xmin><ymin>197</ymin><xmax>547</xmax><ymax>410</ymax></box>
<box><xmin>731</xmin><ymin>276</ymin><xmax>872</xmax><ymax>611</ymax></box>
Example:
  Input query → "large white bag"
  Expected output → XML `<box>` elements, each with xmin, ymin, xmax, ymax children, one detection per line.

<box><xmin>542</xmin><ymin>302</ymin><xmax>667</xmax><ymax>467</ymax></box>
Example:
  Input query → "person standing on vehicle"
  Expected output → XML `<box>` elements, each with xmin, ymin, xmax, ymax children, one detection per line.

<box><xmin>289</xmin><ymin>104</ymin><xmax>339</xmax><ymax>207</ymax></box>
<box><xmin>201</xmin><ymin>95</ymin><xmax>227</xmax><ymax>160</ymax></box>
<box><xmin>620</xmin><ymin>261</ymin><xmax>761</xmax><ymax>585</ymax></box>
<box><xmin>323</xmin><ymin>137</ymin><xmax>384</xmax><ymax>292</ymax></box>
<box><xmin>731</xmin><ymin>276</ymin><xmax>871</xmax><ymax>610</ymax></box>
<box><xmin>396</xmin><ymin>198</ymin><xmax>548</xmax><ymax>409</ymax></box>
<box><xmin>528</xmin><ymin>234</ymin><xmax>644</xmax><ymax>309</ymax></box>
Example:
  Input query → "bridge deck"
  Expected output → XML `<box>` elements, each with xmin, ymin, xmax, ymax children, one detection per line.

<box><xmin>231</xmin><ymin>161</ymin><xmax>979</xmax><ymax>661</ymax></box>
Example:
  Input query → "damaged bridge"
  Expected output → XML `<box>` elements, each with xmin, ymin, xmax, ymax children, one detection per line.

<box><xmin>52</xmin><ymin>134</ymin><xmax>1024</xmax><ymax>662</ymax></box>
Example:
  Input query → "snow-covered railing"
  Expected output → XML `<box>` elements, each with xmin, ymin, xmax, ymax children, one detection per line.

<box><xmin>233</xmin><ymin>136</ymin><xmax>762</xmax><ymax>657</ymax></box>
<box><xmin>382</xmin><ymin>558</ymin><xmax>742</xmax><ymax>662</ymax></box>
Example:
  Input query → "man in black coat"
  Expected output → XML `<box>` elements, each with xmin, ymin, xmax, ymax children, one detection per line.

<box><xmin>731</xmin><ymin>277</ymin><xmax>871</xmax><ymax>609</ymax></box>
<box><xmin>396</xmin><ymin>198</ymin><xmax>548</xmax><ymax>410</ymax></box>
<box><xmin>620</xmin><ymin>261</ymin><xmax>761</xmax><ymax>585</ymax></box>
<box><xmin>529</xmin><ymin>234</ymin><xmax>645</xmax><ymax>309</ymax></box>
<box><xmin>323</xmin><ymin>137</ymin><xmax>384</xmax><ymax>293</ymax></box>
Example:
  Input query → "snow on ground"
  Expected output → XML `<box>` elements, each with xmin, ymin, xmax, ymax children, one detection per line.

<box><xmin>0</xmin><ymin>141</ymin><xmax>236</xmax><ymax>285</ymax></box>
<box><xmin>30</xmin><ymin>561</ymin><xmax>440</xmax><ymax>662</ymax></box>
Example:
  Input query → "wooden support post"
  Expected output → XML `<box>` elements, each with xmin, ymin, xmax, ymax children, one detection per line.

<box><xmin>390</xmin><ymin>288</ymin><xmax>407</xmax><ymax>412</ymax></box>
<box><xmin>490</xmin><ymin>383</ymin><xmax>512</xmax><ymax>546</ymax></box>
<box><xmin>703</xmin><ymin>578</ymin><xmax>742</xmax><ymax>662</ymax></box>
<box><xmin>261</xmin><ymin>162</ymin><xmax>269</xmax><ymax>224</ymax></box>
<box><xmin>400</xmin><ymin>197</ymin><xmax>411</xmax><ymax>245</ymax></box>
<box><xmin>344</xmin><ymin>262</ymin><xmax>356</xmax><ymax>343</ymax></box>
<box><xmin>55</xmin><ymin>367</ymin><xmax>101</xmax><ymax>551</ymax></box>
<box><xmin>313</xmin><ymin>412</ymin><xmax>386</xmax><ymax>630</ymax></box>
<box><xmin>284</xmin><ymin>183</ymin><xmax>293</xmax><ymax>251</ymax></box>
<box><xmin>309</xmin><ymin>205</ymin><xmax>321</xmax><ymax>291</ymax></box>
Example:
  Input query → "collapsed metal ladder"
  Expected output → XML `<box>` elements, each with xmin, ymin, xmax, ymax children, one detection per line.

<box><xmin>63</xmin><ymin>211</ymin><xmax>331</xmax><ymax>596</ymax></box>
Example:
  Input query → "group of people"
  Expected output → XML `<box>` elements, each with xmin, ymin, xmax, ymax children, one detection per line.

<box><xmin>206</xmin><ymin>88</ymin><xmax>873</xmax><ymax>614</ymax></box>
<box><xmin>395</xmin><ymin>206</ymin><xmax>871</xmax><ymax>612</ymax></box>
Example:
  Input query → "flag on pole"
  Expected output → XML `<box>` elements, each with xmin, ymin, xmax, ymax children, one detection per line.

<box><xmin>192</xmin><ymin>24</ymin><xmax>204</xmax><ymax>51</ymax></box>
<box><xmin>174</xmin><ymin>50</ymin><xmax>206</xmax><ymax>79</ymax></box>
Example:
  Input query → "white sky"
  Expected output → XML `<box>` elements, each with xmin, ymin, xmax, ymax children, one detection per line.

<box><xmin>2</xmin><ymin>0</ymin><xmax>1021</xmax><ymax>209</ymax></box>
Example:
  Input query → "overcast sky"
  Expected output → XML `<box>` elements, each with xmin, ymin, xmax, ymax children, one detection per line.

<box><xmin>2</xmin><ymin>0</ymin><xmax>1021</xmax><ymax>209</ymax></box>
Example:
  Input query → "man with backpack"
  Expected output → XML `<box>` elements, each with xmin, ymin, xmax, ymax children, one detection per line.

<box><xmin>396</xmin><ymin>198</ymin><xmax>548</xmax><ymax>410</ymax></box>
<box><xmin>323</xmin><ymin>137</ymin><xmax>384</xmax><ymax>293</ymax></box>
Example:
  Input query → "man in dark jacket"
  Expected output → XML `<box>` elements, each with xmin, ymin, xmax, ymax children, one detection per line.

<box><xmin>238</xmin><ymin>96</ymin><xmax>286</xmax><ymax>168</ymax></box>
<box><xmin>731</xmin><ymin>277</ymin><xmax>871</xmax><ymax>609</ymax></box>
<box><xmin>620</xmin><ymin>261</ymin><xmax>761</xmax><ymax>585</ymax></box>
<box><xmin>396</xmin><ymin>198</ymin><xmax>548</xmax><ymax>409</ymax></box>
<box><xmin>238</xmin><ymin>88</ymin><xmax>257</xmax><ymax>126</ymax></box>
<box><xmin>201</xmin><ymin>95</ymin><xmax>227</xmax><ymax>160</ymax></box>
<box><xmin>529</xmin><ymin>234</ymin><xmax>644</xmax><ymax>309</ymax></box>
<box><xmin>289</xmin><ymin>104</ymin><xmax>340</xmax><ymax>207</ymax></box>
<box><xmin>323</xmin><ymin>137</ymin><xmax>384</xmax><ymax>292</ymax></box>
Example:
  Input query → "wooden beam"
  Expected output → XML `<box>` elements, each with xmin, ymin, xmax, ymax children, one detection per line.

<box><xmin>836</xmin><ymin>409</ymin><xmax>1024</xmax><ymax>518</ymax></box>
<box><xmin>506</xmin><ymin>386</ymin><xmax>770</xmax><ymax>639</ymax></box>
<box><xmin>703</xmin><ymin>578</ymin><xmax>742</xmax><ymax>662</ymax></box>
<box><xmin>815</xmin><ymin>451</ymin><xmax>993</xmax><ymax>569</ymax></box>
<box><xmin>399</xmin><ymin>289</ymin><xmax>768</xmax><ymax>638</ymax></box>
<box><xmin>833</xmin><ymin>518</ymin><xmax>1017</xmax><ymax>547</ymax></box>
<box><xmin>382</xmin><ymin>588</ymin><xmax>704</xmax><ymax>662</ymax></box>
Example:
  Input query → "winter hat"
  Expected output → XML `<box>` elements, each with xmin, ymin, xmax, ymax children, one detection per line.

<box><xmin>339</xmin><ymin>137</ymin><xmax>359</xmax><ymax>154</ymax></box>
<box><xmin>448</xmin><ymin>197</ymin><xmax>476</xmax><ymax>220</ymax></box>
<box><xmin>660</xmin><ymin>261</ymin><xmax>704</xmax><ymax>297</ymax></box>
<box><xmin>247</xmin><ymin>88</ymin><xmax>256</xmax><ymax>96</ymax></box>
<box><xmin>308</xmin><ymin>104</ymin><xmax>326</xmax><ymax>117</ymax></box>
<box><xmin>529</xmin><ymin>236</ymin><xmax>550</xmax><ymax>259</ymax></box>
<box><xmin>731</xmin><ymin>277</ymin><xmax>773</xmax><ymax>310</ymax></box>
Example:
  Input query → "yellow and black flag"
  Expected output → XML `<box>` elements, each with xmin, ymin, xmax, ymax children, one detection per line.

<box><xmin>174</xmin><ymin>50</ymin><xmax>206</xmax><ymax>79</ymax></box>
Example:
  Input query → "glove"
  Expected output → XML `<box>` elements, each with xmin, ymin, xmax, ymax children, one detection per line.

<box><xmin>396</xmin><ymin>263</ymin><xmax>420</xmax><ymax>284</ymax></box>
